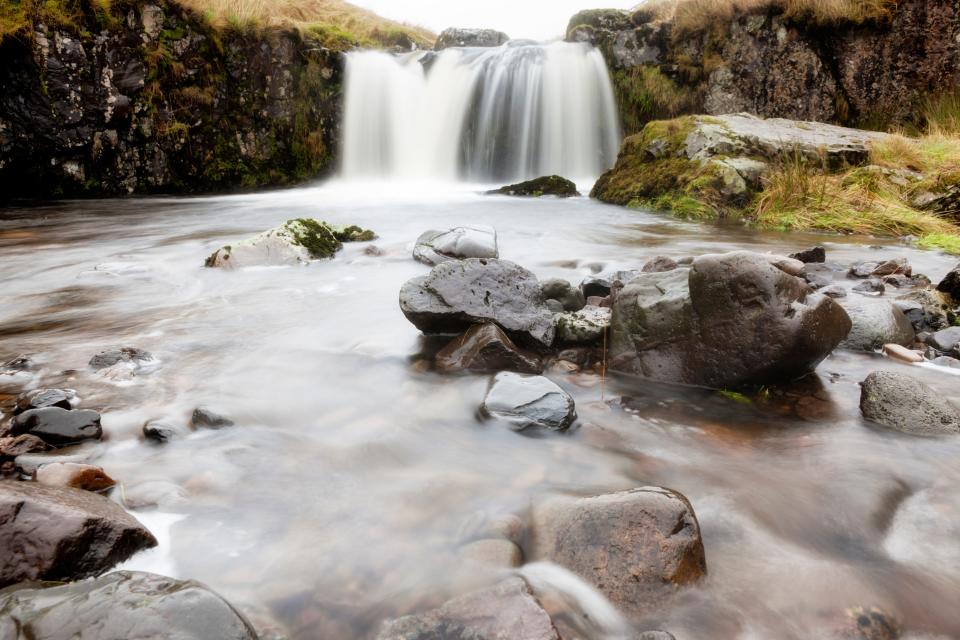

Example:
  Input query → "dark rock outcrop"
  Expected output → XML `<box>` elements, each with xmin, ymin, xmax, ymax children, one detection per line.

<box><xmin>0</xmin><ymin>481</ymin><xmax>157</xmax><ymax>586</ymax></box>
<box><xmin>529</xmin><ymin>487</ymin><xmax>706</xmax><ymax>619</ymax></box>
<box><xmin>11</xmin><ymin>407</ymin><xmax>102</xmax><ymax>446</ymax></box>
<box><xmin>0</xmin><ymin>1</ymin><xmax>342</xmax><ymax>201</ymax></box>
<box><xmin>488</xmin><ymin>175</ymin><xmax>580</xmax><ymax>198</ymax></box>
<box><xmin>0</xmin><ymin>571</ymin><xmax>258</xmax><ymax>640</ymax></box>
<box><xmin>400</xmin><ymin>258</ymin><xmax>556</xmax><ymax>347</ymax></box>
<box><xmin>937</xmin><ymin>263</ymin><xmax>960</xmax><ymax>301</ymax></box>
<box><xmin>609</xmin><ymin>251</ymin><xmax>851</xmax><ymax>388</ymax></box>
<box><xmin>860</xmin><ymin>371</ymin><xmax>960</xmax><ymax>435</ymax></box>
<box><xmin>435</xmin><ymin>324</ymin><xmax>543</xmax><ymax>374</ymax></box>
<box><xmin>434</xmin><ymin>28</ymin><xmax>510</xmax><ymax>50</ymax></box>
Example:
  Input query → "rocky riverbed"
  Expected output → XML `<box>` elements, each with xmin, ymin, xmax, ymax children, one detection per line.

<box><xmin>1</xmin><ymin>182</ymin><xmax>959</xmax><ymax>639</ymax></box>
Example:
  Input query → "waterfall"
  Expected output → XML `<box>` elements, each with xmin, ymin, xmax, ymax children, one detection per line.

<box><xmin>340</xmin><ymin>41</ymin><xmax>622</xmax><ymax>183</ymax></box>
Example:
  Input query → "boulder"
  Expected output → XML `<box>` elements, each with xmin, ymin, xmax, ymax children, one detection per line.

<box><xmin>413</xmin><ymin>225</ymin><xmax>498</xmax><ymax>266</ymax></box>
<box><xmin>0</xmin><ymin>481</ymin><xmax>156</xmax><ymax>586</ymax></box>
<box><xmin>609</xmin><ymin>251</ymin><xmax>851</xmax><ymax>388</ymax></box>
<box><xmin>205</xmin><ymin>219</ymin><xmax>374</xmax><ymax>269</ymax></box>
<box><xmin>860</xmin><ymin>371</ymin><xmax>960</xmax><ymax>436</ymax></box>
<box><xmin>580</xmin><ymin>270</ymin><xmax>641</xmax><ymax>299</ymax></box>
<box><xmin>435</xmin><ymin>324</ymin><xmax>542</xmax><ymax>374</ymax></box>
<box><xmin>541</xmin><ymin>278</ymin><xmax>586</xmax><ymax>312</ymax></box>
<box><xmin>488</xmin><ymin>175</ymin><xmax>580</xmax><ymax>198</ymax></box>
<box><xmin>14</xmin><ymin>389</ymin><xmax>74</xmax><ymax>414</ymax></box>
<box><xmin>926</xmin><ymin>327</ymin><xmax>960</xmax><ymax>354</ymax></box>
<box><xmin>434</xmin><ymin>27</ymin><xmax>510</xmax><ymax>50</ymax></box>
<box><xmin>850</xmin><ymin>261</ymin><xmax>880</xmax><ymax>278</ymax></box>
<box><xmin>937</xmin><ymin>263</ymin><xmax>960</xmax><ymax>301</ymax></box>
<box><xmin>529</xmin><ymin>487</ymin><xmax>706</xmax><ymax>619</ymax></box>
<box><xmin>35</xmin><ymin>462</ymin><xmax>116</xmax><ymax>492</ymax></box>
<box><xmin>0</xmin><ymin>435</ymin><xmax>52</xmax><ymax>458</ymax></box>
<box><xmin>400</xmin><ymin>258</ymin><xmax>556</xmax><ymax>347</ymax></box>
<box><xmin>480</xmin><ymin>372</ymin><xmax>576</xmax><ymax>432</ymax></box>
<box><xmin>10</xmin><ymin>408</ymin><xmax>102</xmax><ymax>446</ymax></box>
<box><xmin>89</xmin><ymin>347</ymin><xmax>155</xmax><ymax>371</ymax></box>
<box><xmin>377</xmin><ymin>577</ymin><xmax>558</xmax><ymax>640</ymax></box>
<box><xmin>839</xmin><ymin>300</ymin><xmax>915</xmax><ymax>351</ymax></box>
<box><xmin>555</xmin><ymin>306</ymin><xmax>611</xmax><ymax>344</ymax></box>
<box><xmin>872</xmin><ymin>258</ymin><xmax>911</xmax><ymax>277</ymax></box>
<box><xmin>0</xmin><ymin>571</ymin><xmax>257</xmax><ymax>640</ymax></box>
<box><xmin>191</xmin><ymin>407</ymin><xmax>235</xmax><ymax>430</ymax></box>
<box><xmin>790</xmin><ymin>246</ymin><xmax>826</xmax><ymax>264</ymax></box>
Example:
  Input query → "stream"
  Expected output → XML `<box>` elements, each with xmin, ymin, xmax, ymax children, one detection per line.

<box><xmin>1</xmin><ymin>180</ymin><xmax>959</xmax><ymax>639</ymax></box>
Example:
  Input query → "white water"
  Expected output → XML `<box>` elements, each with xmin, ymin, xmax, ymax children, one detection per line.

<box><xmin>341</xmin><ymin>41</ymin><xmax>621</xmax><ymax>182</ymax></box>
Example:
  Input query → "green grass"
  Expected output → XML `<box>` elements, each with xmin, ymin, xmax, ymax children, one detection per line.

<box><xmin>612</xmin><ymin>66</ymin><xmax>698</xmax><ymax>135</ymax></box>
<box><xmin>916</xmin><ymin>233</ymin><xmax>960</xmax><ymax>255</ymax></box>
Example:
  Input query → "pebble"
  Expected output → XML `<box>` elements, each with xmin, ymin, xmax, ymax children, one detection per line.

<box><xmin>882</xmin><ymin>344</ymin><xmax>923</xmax><ymax>363</ymax></box>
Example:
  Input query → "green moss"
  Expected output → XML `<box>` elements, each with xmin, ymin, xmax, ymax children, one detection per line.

<box><xmin>718</xmin><ymin>389</ymin><xmax>752</xmax><ymax>404</ymax></box>
<box><xmin>611</xmin><ymin>67</ymin><xmax>698</xmax><ymax>136</ymax></box>
<box><xmin>285</xmin><ymin>218</ymin><xmax>342</xmax><ymax>259</ymax></box>
<box><xmin>327</xmin><ymin>223</ymin><xmax>377</xmax><ymax>242</ymax></box>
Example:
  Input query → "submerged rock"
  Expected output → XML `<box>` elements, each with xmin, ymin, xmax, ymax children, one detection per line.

<box><xmin>481</xmin><ymin>372</ymin><xmax>576</xmax><ymax>431</ymax></box>
<box><xmin>0</xmin><ymin>571</ymin><xmax>258</xmax><ymax>640</ymax></box>
<box><xmin>609</xmin><ymin>251</ymin><xmax>851</xmax><ymax>388</ymax></box>
<box><xmin>205</xmin><ymin>219</ymin><xmax>374</xmax><ymax>269</ymax></box>
<box><xmin>378</xmin><ymin>577</ymin><xmax>557</xmax><ymax>640</ymax></box>
<box><xmin>400</xmin><ymin>258</ymin><xmax>556</xmax><ymax>347</ymax></box>
<box><xmin>191</xmin><ymin>407</ymin><xmax>235</xmax><ymax>430</ymax></box>
<box><xmin>142</xmin><ymin>419</ymin><xmax>190</xmax><ymax>443</ymax></box>
<box><xmin>840</xmin><ymin>300</ymin><xmax>915</xmax><ymax>351</ymax></box>
<box><xmin>435</xmin><ymin>324</ymin><xmax>542</xmax><ymax>374</ymax></box>
<box><xmin>860</xmin><ymin>371</ymin><xmax>960</xmax><ymax>436</ymax></box>
<box><xmin>89</xmin><ymin>347</ymin><xmax>154</xmax><ymax>371</ymax></box>
<box><xmin>0</xmin><ymin>482</ymin><xmax>156</xmax><ymax>586</ymax></box>
<box><xmin>488</xmin><ymin>175</ymin><xmax>580</xmax><ymax>198</ymax></box>
<box><xmin>434</xmin><ymin>27</ymin><xmax>510</xmax><ymax>50</ymax></box>
<box><xmin>11</xmin><ymin>408</ymin><xmax>102</xmax><ymax>446</ymax></box>
<box><xmin>529</xmin><ymin>487</ymin><xmax>706</xmax><ymax>619</ymax></box>
<box><xmin>413</xmin><ymin>225</ymin><xmax>498</xmax><ymax>266</ymax></box>
<box><xmin>35</xmin><ymin>462</ymin><xmax>116</xmax><ymax>492</ymax></box>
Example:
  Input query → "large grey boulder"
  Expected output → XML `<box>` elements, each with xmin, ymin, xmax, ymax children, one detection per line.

<box><xmin>434</xmin><ymin>28</ymin><xmax>509</xmax><ymax>50</ymax></box>
<box><xmin>860</xmin><ymin>371</ymin><xmax>960</xmax><ymax>436</ymax></box>
<box><xmin>609</xmin><ymin>251</ymin><xmax>851</xmax><ymax>388</ymax></box>
<box><xmin>205</xmin><ymin>219</ymin><xmax>374</xmax><ymax>269</ymax></box>
<box><xmin>839</xmin><ymin>299</ymin><xmax>915</xmax><ymax>351</ymax></box>
<box><xmin>377</xmin><ymin>577</ymin><xmax>559</xmax><ymax>640</ymax></box>
<box><xmin>413</xmin><ymin>225</ymin><xmax>498</xmax><ymax>266</ymax></box>
<box><xmin>528</xmin><ymin>487</ymin><xmax>706</xmax><ymax>619</ymax></box>
<box><xmin>481</xmin><ymin>372</ymin><xmax>576</xmax><ymax>431</ymax></box>
<box><xmin>400</xmin><ymin>258</ymin><xmax>556</xmax><ymax>347</ymax></box>
<box><xmin>0</xmin><ymin>571</ymin><xmax>257</xmax><ymax>640</ymax></box>
<box><xmin>0</xmin><ymin>481</ymin><xmax>157</xmax><ymax>587</ymax></box>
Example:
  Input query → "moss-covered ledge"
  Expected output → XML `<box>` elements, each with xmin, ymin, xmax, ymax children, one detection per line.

<box><xmin>591</xmin><ymin>113</ymin><xmax>960</xmax><ymax>254</ymax></box>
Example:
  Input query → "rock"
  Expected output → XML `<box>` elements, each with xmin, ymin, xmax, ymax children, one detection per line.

<box><xmin>932</xmin><ymin>356</ymin><xmax>960</xmax><ymax>369</ymax></box>
<box><xmin>529</xmin><ymin>487</ymin><xmax>706</xmax><ymax>619</ymax></box>
<box><xmin>435</xmin><ymin>324</ymin><xmax>542</xmax><ymax>374</ymax></box>
<box><xmin>872</xmin><ymin>258</ymin><xmax>912</xmax><ymax>277</ymax></box>
<box><xmin>488</xmin><ymin>175</ymin><xmax>579</xmax><ymax>198</ymax></box>
<box><xmin>142</xmin><ymin>419</ymin><xmax>189</xmax><ymax>443</ymax></box>
<box><xmin>0</xmin><ymin>571</ymin><xmax>257</xmax><ymax>640</ymax></box>
<box><xmin>580</xmin><ymin>270</ymin><xmax>640</xmax><ymax>299</ymax></box>
<box><xmin>610</xmin><ymin>251</ymin><xmax>851</xmax><ymax>388</ymax></box>
<box><xmin>13</xmin><ymin>443</ymin><xmax>102</xmax><ymax>475</ymax></box>
<box><xmin>481</xmin><ymin>372</ymin><xmax>576</xmax><ymax>432</ymax></box>
<box><xmin>434</xmin><ymin>27</ymin><xmax>510</xmax><ymax>50</ymax></box>
<box><xmin>399</xmin><ymin>258</ymin><xmax>556</xmax><ymax>347</ymax></box>
<box><xmin>853</xmin><ymin>279</ymin><xmax>886</xmax><ymax>296</ymax></box>
<box><xmin>0</xmin><ymin>435</ymin><xmax>52</xmax><ymax>458</ymax></box>
<box><xmin>541</xmin><ymin>278</ymin><xmax>585</xmax><ymax>312</ymax></box>
<box><xmin>88</xmin><ymin>347</ymin><xmax>155</xmax><ymax>370</ymax></box>
<box><xmin>937</xmin><ymin>263</ymin><xmax>960</xmax><ymax>301</ymax></box>
<box><xmin>637</xmin><ymin>633</ymin><xmax>676</xmax><ymax>640</ymax></box>
<box><xmin>765</xmin><ymin>254</ymin><xmax>806</xmax><ymax>277</ymax></box>
<box><xmin>881</xmin><ymin>344</ymin><xmax>922</xmax><ymax>364</ymax></box>
<box><xmin>894</xmin><ymin>289</ymin><xmax>952</xmax><ymax>333</ymax></box>
<box><xmin>459</xmin><ymin>538</ymin><xmax>523</xmax><ymax>569</ymax></box>
<box><xmin>860</xmin><ymin>371</ymin><xmax>960</xmax><ymax>436</ymax></box>
<box><xmin>850</xmin><ymin>261</ymin><xmax>881</xmax><ymax>278</ymax></box>
<box><xmin>10</xmin><ymin>408</ymin><xmax>102</xmax><ymax>446</ymax></box>
<box><xmin>0</xmin><ymin>481</ymin><xmax>156</xmax><ymax>586</ymax></box>
<box><xmin>205</xmin><ymin>219</ymin><xmax>373</xmax><ymax>269</ymax></box>
<box><xmin>413</xmin><ymin>225</ymin><xmax>499</xmax><ymax>266</ymax></box>
<box><xmin>823</xmin><ymin>285</ymin><xmax>847</xmax><ymax>298</ymax></box>
<box><xmin>377</xmin><ymin>577</ymin><xmax>559</xmax><ymax>640</ymax></box>
<box><xmin>35</xmin><ymin>462</ymin><xmax>116</xmax><ymax>492</ymax></box>
<box><xmin>14</xmin><ymin>389</ymin><xmax>75</xmax><ymax>414</ymax></box>
<box><xmin>642</xmin><ymin>256</ymin><xmax>678</xmax><ymax>273</ymax></box>
<box><xmin>545</xmin><ymin>299</ymin><xmax>565</xmax><ymax>313</ymax></box>
<box><xmin>839</xmin><ymin>300</ymin><xmax>915</xmax><ymax>351</ymax></box>
<box><xmin>926</xmin><ymin>327</ymin><xmax>960</xmax><ymax>354</ymax></box>
<box><xmin>555</xmin><ymin>306</ymin><xmax>611</xmax><ymax>344</ymax></box>
<box><xmin>191</xmin><ymin>408</ymin><xmax>235</xmax><ymax>430</ymax></box>
<box><xmin>820</xmin><ymin>606</ymin><xmax>901</xmax><ymax>640</ymax></box>
<box><xmin>790</xmin><ymin>246</ymin><xmax>826</xmax><ymax>263</ymax></box>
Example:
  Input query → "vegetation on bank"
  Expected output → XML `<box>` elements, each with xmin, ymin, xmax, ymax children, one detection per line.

<box><xmin>0</xmin><ymin>0</ymin><xmax>434</xmax><ymax>50</ymax></box>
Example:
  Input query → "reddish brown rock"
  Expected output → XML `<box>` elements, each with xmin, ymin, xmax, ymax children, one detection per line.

<box><xmin>528</xmin><ymin>487</ymin><xmax>706</xmax><ymax>619</ymax></box>
<box><xmin>0</xmin><ymin>434</ymin><xmax>52</xmax><ymax>458</ymax></box>
<box><xmin>0</xmin><ymin>480</ymin><xmax>156</xmax><ymax>587</ymax></box>
<box><xmin>435</xmin><ymin>323</ymin><xmax>543</xmax><ymax>374</ymax></box>
<box><xmin>35</xmin><ymin>462</ymin><xmax>116</xmax><ymax>492</ymax></box>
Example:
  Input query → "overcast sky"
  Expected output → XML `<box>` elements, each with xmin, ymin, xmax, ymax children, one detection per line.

<box><xmin>352</xmin><ymin>0</ymin><xmax>639</xmax><ymax>42</ymax></box>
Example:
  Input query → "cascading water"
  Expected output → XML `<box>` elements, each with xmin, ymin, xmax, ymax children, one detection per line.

<box><xmin>340</xmin><ymin>41</ymin><xmax>621</xmax><ymax>182</ymax></box>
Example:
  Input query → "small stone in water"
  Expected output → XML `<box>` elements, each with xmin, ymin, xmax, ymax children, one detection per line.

<box><xmin>15</xmin><ymin>389</ymin><xmax>74</xmax><ymax>414</ymax></box>
<box><xmin>822</xmin><ymin>285</ymin><xmax>847</xmax><ymax>298</ymax></box>
<box><xmin>881</xmin><ymin>344</ymin><xmax>922</xmax><ymax>363</ymax></box>
<box><xmin>191</xmin><ymin>408</ymin><xmax>235</xmax><ymax>430</ymax></box>
<box><xmin>853</xmin><ymin>279</ymin><xmax>885</xmax><ymax>296</ymax></box>
<box><xmin>0</xmin><ymin>434</ymin><xmax>52</xmax><ymax>458</ymax></box>
<box><xmin>35</xmin><ymin>462</ymin><xmax>116</xmax><ymax>492</ymax></box>
<box><xmin>641</xmin><ymin>256</ymin><xmax>678</xmax><ymax>273</ymax></box>
<box><xmin>89</xmin><ymin>347</ymin><xmax>154</xmax><ymax>371</ymax></box>
<box><xmin>789</xmin><ymin>246</ymin><xmax>826</xmax><ymax>263</ymax></box>
<box><xmin>481</xmin><ymin>372</ymin><xmax>576</xmax><ymax>432</ymax></box>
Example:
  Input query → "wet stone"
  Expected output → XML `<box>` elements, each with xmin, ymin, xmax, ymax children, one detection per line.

<box><xmin>642</xmin><ymin>256</ymin><xmax>678</xmax><ymax>273</ymax></box>
<box><xmin>435</xmin><ymin>324</ymin><xmax>542</xmax><ymax>374</ymax></box>
<box><xmin>555</xmin><ymin>306</ymin><xmax>611</xmax><ymax>344</ymax></box>
<box><xmin>11</xmin><ymin>408</ymin><xmax>102</xmax><ymax>446</ymax></box>
<box><xmin>481</xmin><ymin>372</ymin><xmax>576</xmax><ymax>432</ymax></box>
<box><xmin>88</xmin><ymin>347</ymin><xmax>154</xmax><ymax>370</ymax></box>
<box><xmin>853</xmin><ymin>279</ymin><xmax>885</xmax><ymax>296</ymax></box>
<box><xmin>789</xmin><ymin>246</ymin><xmax>826</xmax><ymax>263</ymax></box>
<box><xmin>541</xmin><ymin>278</ymin><xmax>586</xmax><ymax>312</ymax></box>
<box><xmin>413</xmin><ymin>225</ymin><xmax>499</xmax><ymax>266</ymax></box>
<box><xmin>839</xmin><ymin>300</ymin><xmax>914</xmax><ymax>351</ymax></box>
<box><xmin>35</xmin><ymin>462</ymin><xmax>116</xmax><ymax>492</ymax></box>
<box><xmin>822</xmin><ymin>285</ymin><xmax>848</xmax><ymax>298</ymax></box>
<box><xmin>936</xmin><ymin>263</ymin><xmax>960</xmax><ymax>301</ymax></box>
<box><xmin>871</xmin><ymin>258</ymin><xmax>911</xmax><ymax>278</ymax></box>
<box><xmin>14</xmin><ymin>389</ymin><xmax>74</xmax><ymax>414</ymax></box>
<box><xmin>881</xmin><ymin>344</ymin><xmax>922</xmax><ymax>363</ymax></box>
<box><xmin>191</xmin><ymin>408</ymin><xmax>235</xmax><ymax>430</ymax></box>
<box><xmin>860</xmin><ymin>371</ymin><xmax>960</xmax><ymax>436</ymax></box>
<box><xmin>849</xmin><ymin>261</ymin><xmax>880</xmax><ymax>278</ymax></box>
<box><xmin>926</xmin><ymin>326</ymin><xmax>960</xmax><ymax>354</ymax></box>
<box><xmin>142</xmin><ymin>419</ymin><xmax>189</xmax><ymax>443</ymax></box>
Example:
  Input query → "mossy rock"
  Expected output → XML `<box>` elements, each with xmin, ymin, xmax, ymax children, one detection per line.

<box><xmin>488</xmin><ymin>176</ymin><xmax>580</xmax><ymax>198</ymax></box>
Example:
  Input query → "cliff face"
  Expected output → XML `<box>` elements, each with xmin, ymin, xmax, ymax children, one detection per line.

<box><xmin>0</xmin><ymin>1</ymin><xmax>343</xmax><ymax>200</ymax></box>
<box><xmin>569</xmin><ymin>0</ymin><xmax>960</xmax><ymax>134</ymax></box>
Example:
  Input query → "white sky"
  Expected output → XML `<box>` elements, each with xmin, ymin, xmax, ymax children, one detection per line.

<box><xmin>351</xmin><ymin>0</ymin><xmax>639</xmax><ymax>42</ymax></box>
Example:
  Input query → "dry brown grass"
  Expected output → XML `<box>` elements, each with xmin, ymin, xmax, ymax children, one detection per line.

<box><xmin>639</xmin><ymin>0</ymin><xmax>898</xmax><ymax>34</ymax></box>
